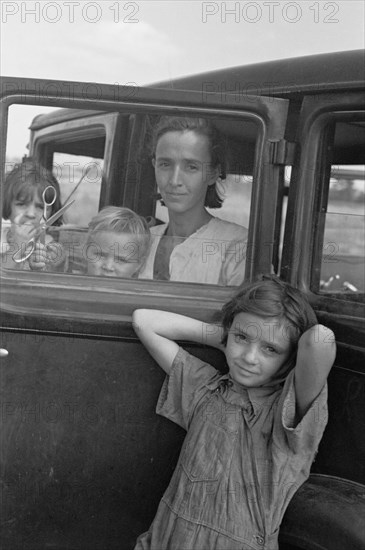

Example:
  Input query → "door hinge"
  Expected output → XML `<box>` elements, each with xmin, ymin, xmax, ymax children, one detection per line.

<box><xmin>269</xmin><ymin>139</ymin><xmax>296</xmax><ymax>165</ymax></box>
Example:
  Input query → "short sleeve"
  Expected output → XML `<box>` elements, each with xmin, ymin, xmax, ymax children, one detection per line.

<box><xmin>219</xmin><ymin>224</ymin><xmax>247</xmax><ymax>286</ymax></box>
<box><xmin>156</xmin><ymin>347</ymin><xmax>219</xmax><ymax>431</ymax></box>
<box><xmin>276</xmin><ymin>370</ymin><xmax>328</xmax><ymax>455</ymax></box>
<box><xmin>222</xmin><ymin>240</ymin><xmax>247</xmax><ymax>286</ymax></box>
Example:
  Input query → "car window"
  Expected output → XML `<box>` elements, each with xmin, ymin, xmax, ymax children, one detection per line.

<box><xmin>315</xmin><ymin>118</ymin><xmax>365</xmax><ymax>299</ymax></box>
<box><xmin>13</xmin><ymin>111</ymin><xmax>259</xmax><ymax>286</ymax></box>
<box><xmin>320</xmin><ymin>164</ymin><xmax>364</xmax><ymax>293</ymax></box>
<box><xmin>52</xmin><ymin>153</ymin><xmax>103</xmax><ymax>226</ymax></box>
<box><xmin>1</xmin><ymin>105</ymin><xmax>276</xmax><ymax>288</ymax></box>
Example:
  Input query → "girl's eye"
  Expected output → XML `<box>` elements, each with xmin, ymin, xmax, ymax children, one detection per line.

<box><xmin>234</xmin><ymin>333</ymin><xmax>247</xmax><ymax>343</ymax></box>
<box><xmin>264</xmin><ymin>346</ymin><xmax>277</xmax><ymax>354</ymax></box>
<box><xmin>187</xmin><ymin>164</ymin><xmax>199</xmax><ymax>171</ymax></box>
<box><xmin>157</xmin><ymin>161</ymin><xmax>169</xmax><ymax>168</ymax></box>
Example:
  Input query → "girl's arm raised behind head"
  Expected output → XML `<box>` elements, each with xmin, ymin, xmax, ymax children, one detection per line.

<box><xmin>294</xmin><ymin>324</ymin><xmax>336</xmax><ymax>419</ymax></box>
<box><xmin>132</xmin><ymin>309</ymin><xmax>224</xmax><ymax>374</ymax></box>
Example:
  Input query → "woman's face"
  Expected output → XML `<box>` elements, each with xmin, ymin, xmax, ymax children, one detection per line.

<box><xmin>153</xmin><ymin>130</ymin><xmax>218</xmax><ymax>216</ymax></box>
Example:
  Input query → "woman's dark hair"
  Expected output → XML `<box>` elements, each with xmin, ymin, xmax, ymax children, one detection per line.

<box><xmin>3</xmin><ymin>158</ymin><xmax>63</xmax><ymax>225</ymax></box>
<box><xmin>151</xmin><ymin>116</ymin><xmax>226</xmax><ymax>209</ymax></box>
<box><xmin>220</xmin><ymin>275</ymin><xmax>318</xmax><ymax>375</ymax></box>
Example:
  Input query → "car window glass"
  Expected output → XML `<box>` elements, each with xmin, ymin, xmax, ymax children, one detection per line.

<box><xmin>52</xmin><ymin>152</ymin><xmax>103</xmax><ymax>226</ymax></box>
<box><xmin>2</xmin><ymin>108</ymin><xmax>262</xmax><ymax>286</ymax></box>
<box><xmin>313</xmin><ymin>117</ymin><xmax>365</xmax><ymax>299</ymax></box>
<box><xmin>320</xmin><ymin>164</ymin><xmax>364</xmax><ymax>294</ymax></box>
<box><xmin>1</xmin><ymin>106</ymin><xmax>109</xmax><ymax>276</ymax></box>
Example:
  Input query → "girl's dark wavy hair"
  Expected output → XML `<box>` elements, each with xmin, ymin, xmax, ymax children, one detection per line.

<box><xmin>151</xmin><ymin>116</ymin><xmax>226</xmax><ymax>209</ymax></box>
<box><xmin>220</xmin><ymin>275</ymin><xmax>318</xmax><ymax>375</ymax></box>
<box><xmin>3</xmin><ymin>158</ymin><xmax>63</xmax><ymax>225</ymax></box>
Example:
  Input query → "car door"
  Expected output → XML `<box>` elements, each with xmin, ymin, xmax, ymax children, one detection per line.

<box><xmin>282</xmin><ymin>90</ymin><xmax>365</xmax><ymax>482</ymax></box>
<box><xmin>0</xmin><ymin>77</ymin><xmax>290</xmax><ymax>549</ymax></box>
<box><xmin>278</xmin><ymin>91</ymin><xmax>365</xmax><ymax>549</ymax></box>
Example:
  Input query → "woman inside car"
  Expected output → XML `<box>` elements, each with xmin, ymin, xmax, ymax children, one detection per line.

<box><xmin>138</xmin><ymin>116</ymin><xmax>248</xmax><ymax>286</ymax></box>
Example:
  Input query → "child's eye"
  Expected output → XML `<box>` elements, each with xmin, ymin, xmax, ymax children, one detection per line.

<box><xmin>264</xmin><ymin>346</ymin><xmax>277</xmax><ymax>354</ymax></box>
<box><xmin>186</xmin><ymin>164</ymin><xmax>199</xmax><ymax>172</ymax></box>
<box><xmin>157</xmin><ymin>161</ymin><xmax>169</xmax><ymax>168</ymax></box>
<box><xmin>234</xmin><ymin>333</ymin><xmax>247</xmax><ymax>343</ymax></box>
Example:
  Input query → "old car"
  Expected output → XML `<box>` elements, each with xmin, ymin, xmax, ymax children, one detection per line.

<box><xmin>0</xmin><ymin>49</ymin><xmax>364</xmax><ymax>549</ymax></box>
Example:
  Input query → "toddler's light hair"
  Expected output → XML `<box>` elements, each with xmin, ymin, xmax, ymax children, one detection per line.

<box><xmin>87</xmin><ymin>206</ymin><xmax>151</xmax><ymax>260</ymax></box>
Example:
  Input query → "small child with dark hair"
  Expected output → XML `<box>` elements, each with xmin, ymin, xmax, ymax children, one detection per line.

<box><xmin>1</xmin><ymin>158</ymin><xmax>65</xmax><ymax>271</ymax></box>
<box><xmin>85</xmin><ymin>206</ymin><xmax>151</xmax><ymax>278</ymax></box>
<box><xmin>132</xmin><ymin>275</ymin><xmax>336</xmax><ymax>550</ymax></box>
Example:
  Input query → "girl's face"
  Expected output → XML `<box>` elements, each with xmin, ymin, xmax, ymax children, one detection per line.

<box><xmin>225</xmin><ymin>312</ymin><xmax>293</xmax><ymax>387</ymax></box>
<box><xmin>153</xmin><ymin>130</ymin><xmax>218</xmax><ymax>216</ymax></box>
<box><xmin>10</xmin><ymin>187</ymin><xmax>51</xmax><ymax>234</ymax></box>
<box><xmin>87</xmin><ymin>231</ymin><xmax>145</xmax><ymax>278</ymax></box>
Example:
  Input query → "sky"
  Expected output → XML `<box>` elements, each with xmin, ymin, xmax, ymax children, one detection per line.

<box><xmin>1</xmin><ymin>0</ymin><xmax>364</xmax><ymax>156</ymax></box>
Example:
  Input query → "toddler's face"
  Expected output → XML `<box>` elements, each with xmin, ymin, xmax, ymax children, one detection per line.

<box><xmin>86</xmin><ymin>231</ymin><xmax>145</xmax><ymax>278</ymax></box>
<box><xmin>225</xmin><ymin>312</ymin><xmax>293</xmax><ymax>387</ymax></box>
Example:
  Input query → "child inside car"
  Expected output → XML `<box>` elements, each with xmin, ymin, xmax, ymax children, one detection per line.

<box><xmin>1</xmin><ymin>158</ymin><xmax>66</xmax><ymax>271</ymax></box>
<box><xmin>84</xmin><ymin>206</ymin><xmax>151</xmax><ymax>278</ymax></box>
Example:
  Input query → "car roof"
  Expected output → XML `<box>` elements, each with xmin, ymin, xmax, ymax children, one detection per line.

<box><xmin>29</xmin><ymin>49</ymin><xmax>364</xmax><ymax>130</ymax></box>
<box><xmin>151</xmin><ymin>49</ymin><xmax>365</xmax><ymax>97</ymax></box>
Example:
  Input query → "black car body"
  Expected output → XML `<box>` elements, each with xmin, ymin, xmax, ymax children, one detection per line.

<box><xmin>0</xmin><ymin>49</ymin><xmax>364</xmax><ymax>549</ymax></box>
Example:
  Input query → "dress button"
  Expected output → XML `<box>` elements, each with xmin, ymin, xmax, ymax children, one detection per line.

<box><xmin>255</xmin><ymin>535</ymin><xmax>264</xmax><ymax>545</ymax></box>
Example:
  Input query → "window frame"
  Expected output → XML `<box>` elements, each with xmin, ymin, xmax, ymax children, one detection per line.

<box><xmin>281</xmin><ymin>92</ymin><xmax>365</xmax><ymax>321</ymax></box>
<box><xmin>0</xmin><ymin>77</ymin><xmax>289</xmax><ymax>331</ymax></box>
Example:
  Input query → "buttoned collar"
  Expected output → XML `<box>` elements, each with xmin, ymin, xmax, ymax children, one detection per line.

<box><xmin>204</xmin><ymin>373</ymin><xmax>282</xmax><ymax>416</ymax></box>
